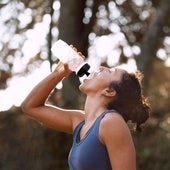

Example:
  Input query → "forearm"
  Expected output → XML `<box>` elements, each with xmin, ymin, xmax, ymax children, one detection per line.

<box><xmin>22</xmin><ymin>64</ymin><xmax>70</xmax><ymax>111</ymax></box>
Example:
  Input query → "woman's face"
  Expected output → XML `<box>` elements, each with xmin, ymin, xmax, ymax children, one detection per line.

<box><xmin>79</xmin><ymin>66</ymin><xmax>126</xmax><ymax>94</ymax></box>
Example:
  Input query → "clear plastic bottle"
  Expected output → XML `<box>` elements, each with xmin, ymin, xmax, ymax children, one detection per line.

<box><xmin>51</xmin><ymin>39</ymin><xmax>90</xmax><ymax>77</ymax></box>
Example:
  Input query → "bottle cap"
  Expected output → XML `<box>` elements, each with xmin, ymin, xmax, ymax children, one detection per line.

<box><xmin>77</xmin><ymin>63</ymin><xmax>90</xmax><ymax>77</ymax></box>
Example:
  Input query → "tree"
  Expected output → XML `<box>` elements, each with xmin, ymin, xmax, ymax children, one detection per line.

<box><xmin>138</xmin><ymin>0</ymin><xmax>170</xmax><ymax>86</ymax></box>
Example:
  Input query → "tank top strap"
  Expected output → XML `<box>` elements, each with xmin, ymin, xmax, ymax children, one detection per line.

<box><xmin>92</xmin><ymin>109</ymin><xmax>117</xmax><ymax>133</ymax></box>
<box><xmin>72</xmin><ymin>120</ymin><xmax>85</xmax><ymax>142</ymax></box>
<box><xmin>96</xmin><ymin>109</ymin><xmax>117</xmax><ymax>122</ymax></box>
<box><xmin>72</xmin><ymin>109</ymin><xmax>117</xmax><ymax>143</ymax></box>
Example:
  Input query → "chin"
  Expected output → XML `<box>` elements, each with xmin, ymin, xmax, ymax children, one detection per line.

<box><xmin>79</xmin><ymin>84</ymin><xmax>83</xmax><ymax>91</ymax></box>
<box><xmin>79</xmin><ymin>83</ymin><xmax>87</xmax><ymax>94</ymax></box>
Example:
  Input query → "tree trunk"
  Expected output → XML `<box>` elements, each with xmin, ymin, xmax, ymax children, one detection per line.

<box><xmin>137</xmin><ymin>0</ymin><xmax>170</xmax><ymax>87</ymax></box>
<box><xmin>57</xmin><ymin>0</ymin><xmax>86</xmax><ymax>108</ymax></box>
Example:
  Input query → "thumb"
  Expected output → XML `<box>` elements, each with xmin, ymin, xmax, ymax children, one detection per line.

<box><xmin>63</xmin><ymin>63</ymin><xmax>72</xmax><ymax>74</ymax></box>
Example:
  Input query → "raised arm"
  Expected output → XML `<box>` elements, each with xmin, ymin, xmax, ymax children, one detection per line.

<box><xmin>21</xmin><ymin>63</ymin><xmax>84</xmax><ymax>133</ymax></box>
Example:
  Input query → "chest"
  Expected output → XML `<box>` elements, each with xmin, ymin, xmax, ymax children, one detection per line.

<box><xmin>68</xmin><ymin>123</ymin><xmax>111</xmax><ymax>170</ymax></box>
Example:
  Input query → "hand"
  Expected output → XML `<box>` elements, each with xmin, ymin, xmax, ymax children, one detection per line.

<box><xmin>54</xmin><ymin>62</ymin><xmax>72</xmax><ymax>77</ymax></box>
<box><xmin>70</xmin><ymin>45</ymin><xmax>85</xmax><ymax>60</ymax></box>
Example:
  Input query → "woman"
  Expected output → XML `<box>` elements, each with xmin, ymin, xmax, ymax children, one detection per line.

<box><xmin>22</xmin><ymin>57</ymin><xmax>150</xmax><ymax>170</ymax></box>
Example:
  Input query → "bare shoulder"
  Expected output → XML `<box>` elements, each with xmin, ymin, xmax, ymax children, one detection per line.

<box><xmin>99</xmin><ymin>111</ymin><xmax>132</xmax><ymax>143</ymax></box>
<box><xmin>99</xmin><ymin>111</ymin><xmax>136</xmax><ymax>170</ymax></box>
<box><xmin>101</xmin><ymin>111</ymin><xmax>129</xmax><ymax>130</ymax></box>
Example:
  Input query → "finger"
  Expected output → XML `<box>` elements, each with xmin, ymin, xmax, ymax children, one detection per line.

<box><xmin>78</xmin><ymin>52</ymin><xmax>85</xmax><ymax>60</ymax></box>
<box><xmin>81</xmin><ymin>55</ymin><xmax>85</xmax><ymax>60</ymax></box>
<box><xmin>73</xmin><ymin>47</ymin><xmax>78</xmax><ymax>52</ymax></box>
<box><xmin>70</xmin><ymin>45</ymin><xmax>85</xmax><ymax>59</ymax></box>
<box><xmin>63</xmin><ymin>63</ymin><xmax>69</xmax><ymax>70</ymax></box>
<box><xmin>56</xmin><ymin>61</ymin><xmax>64</xmax><ymax>70</ymax></box>
<box><xmin>70</xmin><ymin>45</ymin><xmax>78</xmax><ymax>52</ymax></box>
<box><xmin>70</xmin><ymin>45</ymin><xmax>76</xmax><ymax>51</ymax></box>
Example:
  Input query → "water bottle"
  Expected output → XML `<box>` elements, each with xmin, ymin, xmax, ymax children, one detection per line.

<box><xmin>51</xmin><ymin>39</ymin><xmax>90</xmax><ymax>77</ymax></box>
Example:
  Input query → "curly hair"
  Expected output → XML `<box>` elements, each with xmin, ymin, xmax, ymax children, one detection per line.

<box><xmin>106</xmin><ymin>70</ymin><xmax>150</xmax><ymax>132</ymax></box>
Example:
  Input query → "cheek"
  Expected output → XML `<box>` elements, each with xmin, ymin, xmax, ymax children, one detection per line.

<box><xmin>79</xmin><ymin>75</ymin><xmax>111</xmax><ymax>93</ymax></box>
<box><xmin>95</xmin><ymin>76</ymin><xmax>111</xmax><ymax>88</ymax></box>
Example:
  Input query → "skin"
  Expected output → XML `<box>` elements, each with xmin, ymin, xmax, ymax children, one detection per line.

<box><xmin>22</xmin><ymin>63</ymin><xmax>136</xmax><ymax>170</ymax></box>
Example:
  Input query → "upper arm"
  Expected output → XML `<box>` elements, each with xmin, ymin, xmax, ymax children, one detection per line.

<box><xmin>99</xmin><ymin>113</ymin><xmax>136</xmax><ymax>170</ymax></box>
<box><xmin>23</xmin><ymin>104</ymin><xmax>85</xmax><ymax>133</ymax></box>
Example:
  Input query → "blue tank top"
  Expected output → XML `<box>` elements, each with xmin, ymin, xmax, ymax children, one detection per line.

<box><xmin>68</xmin><ymin>110</ymin><xmax>116</xmax><ymax>170</ymax></box>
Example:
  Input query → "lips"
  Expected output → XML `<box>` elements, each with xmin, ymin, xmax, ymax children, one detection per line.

<box><xmin>86</xmin><ymin>72</ymin><xmax>95</xmax><ymax>79</ymax></box>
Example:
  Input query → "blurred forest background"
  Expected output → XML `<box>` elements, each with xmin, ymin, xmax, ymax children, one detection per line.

<box><xmin>0</xmin><ymin>0</ymin><xmax>170</xmax><ymax>170</ymax></box>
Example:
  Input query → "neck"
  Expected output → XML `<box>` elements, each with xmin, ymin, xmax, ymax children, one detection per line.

<box><xmin>84</xmin><ymin>95</ymin><xmax>107</xmax><ymax>121</ymax></box>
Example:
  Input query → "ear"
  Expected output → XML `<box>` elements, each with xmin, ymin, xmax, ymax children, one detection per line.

<box><xmin>102</xmin><ymin>88</ymin><xmax>116</xmax><ymax>97</ymax></box>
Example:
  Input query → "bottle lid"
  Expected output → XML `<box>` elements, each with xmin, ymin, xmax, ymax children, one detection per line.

<box><xmin>77</xmin><ymin>63</ymin><xmax>90</xmax><ymax>77</ymax></box>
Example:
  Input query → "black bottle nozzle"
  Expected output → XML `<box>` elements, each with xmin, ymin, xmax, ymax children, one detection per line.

<box><xmin>77</xmin><ymin>63</ymin><xmax>90</xmax><ymax>77</ymax></box>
